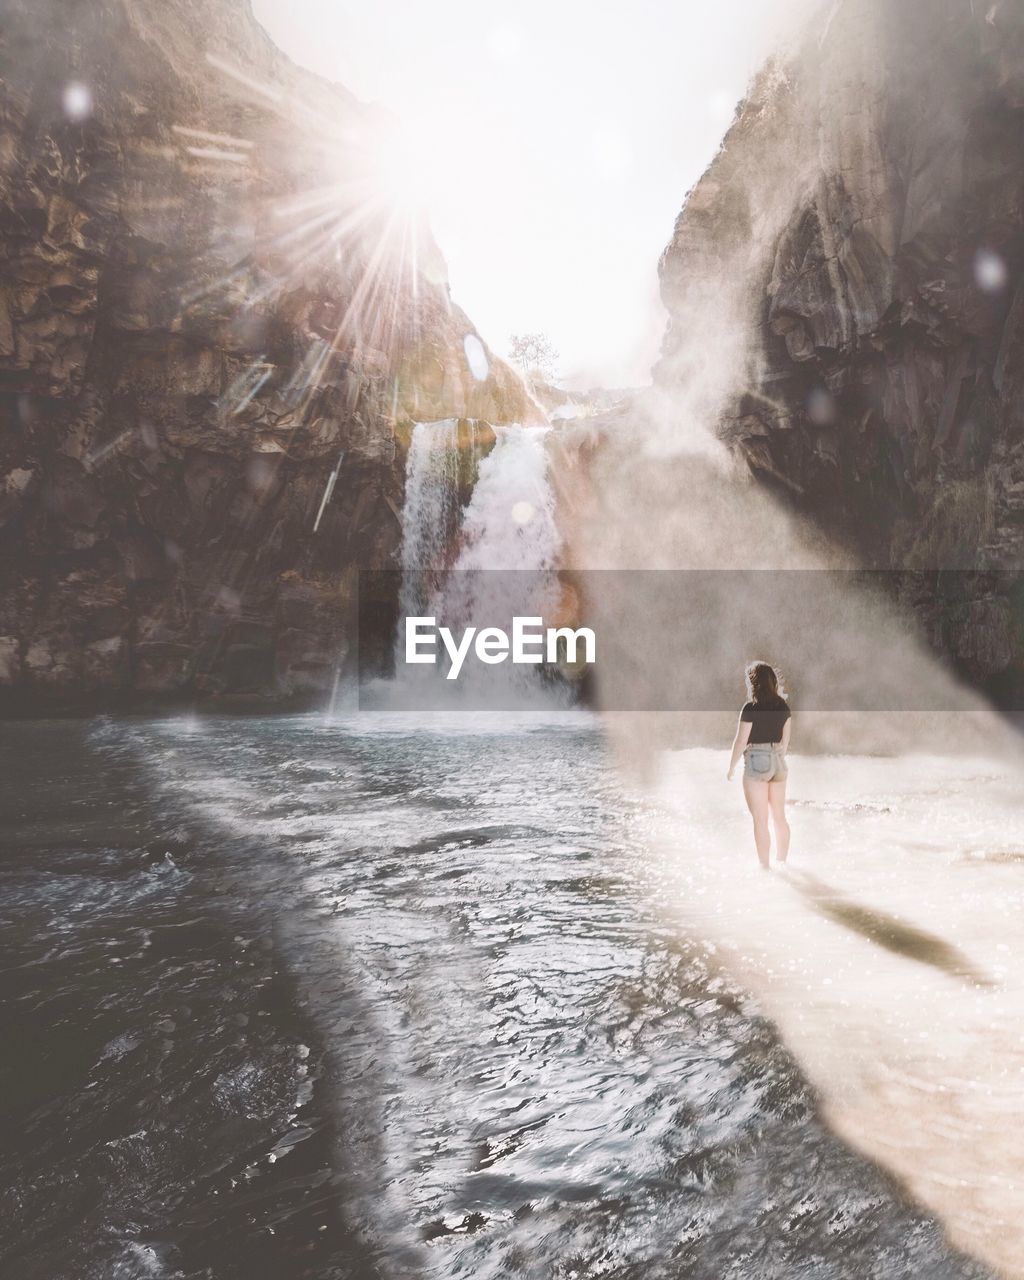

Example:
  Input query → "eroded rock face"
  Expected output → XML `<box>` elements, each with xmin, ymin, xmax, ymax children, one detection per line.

<box><xmin>0</xmin><ymin>0</ymin><xmax>533</xmax><ymax>709</ymax></box>
<box><xmin>656</xmin><ymin>0</ymin><xmax>1024</xmax><ymax>705</ymax></box>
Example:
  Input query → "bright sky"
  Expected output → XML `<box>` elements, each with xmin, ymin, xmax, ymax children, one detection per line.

<box><xmin>252</xmin><ymin>1</ymin><xmax>811</xmax><ymax>388</ymax></box>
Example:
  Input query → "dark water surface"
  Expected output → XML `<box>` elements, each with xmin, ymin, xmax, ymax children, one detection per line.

<box><xmin>0</xmin><ymin>714</ymin><xmax>992</xmax><ymax>1279</ymax></box>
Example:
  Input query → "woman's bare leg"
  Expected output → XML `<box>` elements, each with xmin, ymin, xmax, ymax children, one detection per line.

<box><xmin>768</xmin><ymin>777</ymin><xmax>790</xmax><ymax>863</ymax></box>
<box><xmin>742</xmin><ymin>778</ymin><xmax>771</xmax><ymax>868</ymax></box>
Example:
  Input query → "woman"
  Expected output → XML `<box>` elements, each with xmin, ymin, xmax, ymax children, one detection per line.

<box><xmin>727</xmin><ymin>661</ymin><xmax>791</xmax><ymax>869</ymax></box>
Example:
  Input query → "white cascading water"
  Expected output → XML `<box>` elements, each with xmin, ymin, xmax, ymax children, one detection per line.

<box><xmin>398</xmin><ymin>418</ymin><xmax>462</xmax><ymax>583</ymax></box>
<box><xmin>450</xmin><ymin>425</ymin><xmax>560</xmax><ymax>575</ymax></box>
<box><xmin>399</xmin><ymin>418</ymin><xmax>560</xmax><ymax>576</ymax></box>
<box><xmin>396</xmin><ymin>417</ymin><xmax>463</xmax><ymax>629</ymax></box>
<box><xmin>395</xmin><ymin>419</ymin><xmax>562</xmax><ymax>703</ymax></box>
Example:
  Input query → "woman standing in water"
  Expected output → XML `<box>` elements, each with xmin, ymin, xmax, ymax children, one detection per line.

<box><xmin>727</xmin><ymin>662</ymin><xmax>791</xmax><ymax>869</ymax></box>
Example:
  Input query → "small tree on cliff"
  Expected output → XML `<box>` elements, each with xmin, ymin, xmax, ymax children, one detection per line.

<box><xmin>509</xmin><ymin>332</ymin><xmax>559</xmax><ymax>386</ymax></box>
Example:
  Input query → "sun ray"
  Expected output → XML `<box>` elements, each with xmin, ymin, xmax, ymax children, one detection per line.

<box><xmin>153</xmin><ymin>46</ymin><xmax>451</xmax><ymax>655</ymax></box>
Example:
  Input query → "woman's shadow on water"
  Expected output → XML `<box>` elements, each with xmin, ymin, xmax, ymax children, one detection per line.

<box><xmin>781</xmin><ymin>868</ymin><xmax>995</xmax><ymax>989</ymax></box>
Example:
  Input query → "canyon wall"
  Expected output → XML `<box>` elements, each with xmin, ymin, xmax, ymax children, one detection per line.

<box><xmin>0</xmin><ymin>0</ymin><xmax>533</xmax><ymax>710</ymax></box>
<box><xmin>656</xmin><ymin>0</ymin><xmax>1024</xmax><ymax>706</ymax></box>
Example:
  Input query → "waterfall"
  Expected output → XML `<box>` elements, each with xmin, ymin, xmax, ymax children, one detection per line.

<box><xmin>399</xmin><ymin>418</ymin><xmax>560</xmax><ymax>575</ymax></box>
<box><xmin>397</xmin><ymin>417</ymin><xmax>462</xmax><ymax>623</ymax></box>
<box><xmin>393</xmin><ymin>419</ymin><xmax>563</xmax><ymax>702</ymax></box>
<box><xmin>449</xmin><ymin>424</ymin><xmax>560</xmax><ymax>575</ymax></box>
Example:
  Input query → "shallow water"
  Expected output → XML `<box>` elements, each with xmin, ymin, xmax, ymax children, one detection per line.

<box><xmin>0</xmin><ymin>714</ymin><xmax>995</xmax><ymax>1278</ymax></box>
<box><xmin>651</xmin><ymin>746</ymin><xmax>1024</xmax><ymax>1277</ymax></box>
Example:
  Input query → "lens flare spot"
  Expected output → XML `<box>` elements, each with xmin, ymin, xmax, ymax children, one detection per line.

<box><xmin>975</xmin><ymin>248</ymin><xmax>1007</xmax><ymax>294</ymax></box>
<box><xmin>62</xmin><ymin>82</ymin><xmax>93</xmax><ymax>122</ymax></box>
<box><xmin>511</xmin><ymin>500</ymin><xmax>535</xmax><ymax>526</ymax></box>
<box><xmin>807</xmin><ymin>387</ymin><xmax>837</xmax><ymax>425</ymax></box>
<box><xmin>463</xmin><ymin>333</ymin><xmax>489</xmax><ymax>382</ymax></box>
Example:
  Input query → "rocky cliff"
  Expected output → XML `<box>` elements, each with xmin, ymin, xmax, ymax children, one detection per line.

<box><xmin>0</xmin><ymin>0</ymin><xmax>533</xmax><ymax>710</ymax></box>
<box><xmin>656</xmin><ymin>0</ymin><xmax>1024</xmax><ymax>706</ymax></box>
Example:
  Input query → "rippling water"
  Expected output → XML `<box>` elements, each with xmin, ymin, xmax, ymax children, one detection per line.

<box><xmin>0</xmin><ymin>715</ymin><xmax>994</xmax><ymax>1278</ymax></box>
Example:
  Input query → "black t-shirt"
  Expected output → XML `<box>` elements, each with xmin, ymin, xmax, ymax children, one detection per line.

<box><xmin>740</xmin><ymin>699</ymin><xmax>791</xmax><ymax>744</ymax></box>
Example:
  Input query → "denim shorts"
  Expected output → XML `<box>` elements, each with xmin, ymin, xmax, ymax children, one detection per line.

<box><xmin>743</xmin><ymin>744</ymin><xmax>788</xmax><ymax>782</ymax></box>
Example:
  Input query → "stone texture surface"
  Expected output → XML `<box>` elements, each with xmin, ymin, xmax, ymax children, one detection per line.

<box><xmin>0</xmin><ymin>0</ymin><xmax>533</xmax><ymax>709</ymax></box>
<box><xmin>656</xmin><ymin>0</ymin><xmax>1024</xmax><ymax>706</ymax></box>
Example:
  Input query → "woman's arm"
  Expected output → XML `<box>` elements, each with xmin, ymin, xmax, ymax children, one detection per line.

<box><xmin>781</xmin><ymin>716</ymin><xmax>792</xmax><ymax>754</ymax></box>
<box><xmin>727</xmin><ymin>718</ymin><xmax>752</xmax><ymax>780</ymax></box>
